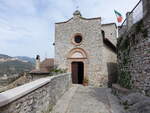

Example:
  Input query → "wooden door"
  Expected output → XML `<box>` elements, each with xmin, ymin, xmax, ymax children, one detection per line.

<box><xmin>71</xmin><ymin>62</ymin><xmax>78</xmax><ymax>84</ymax></box>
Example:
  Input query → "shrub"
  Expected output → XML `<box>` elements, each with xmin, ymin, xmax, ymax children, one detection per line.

<box><xmin>50</xmin><ymin>66</ymin><xmax>67</xmax><ymax>75</ymax></box>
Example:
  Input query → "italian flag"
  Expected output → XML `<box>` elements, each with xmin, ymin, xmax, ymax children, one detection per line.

<box><xmin>114</xmin><ymin>10</ymin><xmax>123</xmax><ymax>23</ymax></box>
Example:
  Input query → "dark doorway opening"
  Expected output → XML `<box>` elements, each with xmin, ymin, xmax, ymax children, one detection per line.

<box><xmin>71</xmin><ymin>62</ymin><xmax>84</xmax><ymax>84</ymax></box>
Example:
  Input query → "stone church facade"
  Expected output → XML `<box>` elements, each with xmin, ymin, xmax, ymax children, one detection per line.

<box><xmin>55</xmin><ymin>10</ymin><xmax>117</xmax><ymax>86</ymax></box>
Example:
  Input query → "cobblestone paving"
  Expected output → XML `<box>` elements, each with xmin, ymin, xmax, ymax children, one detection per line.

<box><xmin>51</xmin><ymin>85</ymin><xmax>125</xmax><ymax>113</ymax></box>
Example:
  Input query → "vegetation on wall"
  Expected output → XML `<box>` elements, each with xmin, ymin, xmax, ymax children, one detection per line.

<box><xmin>117</xmin><ymin>36</ymin><xmax>123</xmax><ymax>49</ymax></box>
<box><xmin>117</xmin><ymin>48</ymin><xmax>132</xmax><ymax>89</ymax></box>
<box><xmin>118</xmin><ymin>70</ymin><xmax>131</xmax><ymax>89</ymax></box>
<box><xmin>117</xmin><ymin>19</ymin><xmax>148</xmax><ymax>89</ymax></box>
<box><xmin>117</xmin><ymin>33</ymin><xmax>132</xmax><ymax>89</ymax></box>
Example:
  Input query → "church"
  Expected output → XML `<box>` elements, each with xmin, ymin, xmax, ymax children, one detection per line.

<box><xmin>54</xmin><ymin>10</ymin><xmax>117</xmax><ymax>86</ymax></box>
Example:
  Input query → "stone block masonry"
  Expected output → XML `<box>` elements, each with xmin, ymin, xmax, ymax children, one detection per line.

<box><xmin>118</xmin><ymin>20</ymin><xmax>150</xmax><ymax>95</ymax></box>
<box><xmin>0</xmin><ymin>73</ymin><xmax>71</xmax><ymax>113</ymax></box>
<box><xmin>117</xmin><ymin>0</ymin><xmax>150</xmax><ymax>96</ymax></box>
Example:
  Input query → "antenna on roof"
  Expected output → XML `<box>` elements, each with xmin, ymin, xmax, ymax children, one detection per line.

<box><xmin>74</xmin><ymin>0</ymin><xmax>79</xmax><ymax>10</ymax></box>
<box><xmin>76</xmin><ymin>6</ymin><xmax>79</xmax><ymax>10</ymax></box>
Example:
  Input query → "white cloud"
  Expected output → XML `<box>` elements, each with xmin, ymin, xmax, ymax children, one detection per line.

<box><xmin>0</xmin><ymin>0</ymin><xmax>140</xmax><ymax>59</ymax></box>
<box><xmin>0</xmin><ymin>0</ymin><xmax>37</xmax><ymax>15</ymax></box>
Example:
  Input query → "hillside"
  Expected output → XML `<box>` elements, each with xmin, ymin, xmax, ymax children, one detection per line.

<box><xmin>15</xmin><ymin>56</ymin><xmax>35</xmax><ymax>64</ymax></box>
<box><xmin>0</xmin><ymin>54</ymin><xmax>12</xmax><ymax>59</ymax></box>
<box><xmin>0</xmin><ymin>54</ymin><xmax>34</xmax><ymax>76</ymax></box>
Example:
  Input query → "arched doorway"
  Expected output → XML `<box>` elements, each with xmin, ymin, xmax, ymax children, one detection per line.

<box><xmin>71</xmin><ymin>62</ymin><xmax>84</xmax><ymax>84</ymax></box>
<box><xmin>67</xmin><ymin>48</ymin><xmax>88</xmax><ymax>84</ymax></box>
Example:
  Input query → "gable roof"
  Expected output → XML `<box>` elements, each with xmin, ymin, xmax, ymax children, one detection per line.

<box><xmin>55</xmin><ymin>17</ymin><xmax>101</xmax><ymax>24</ymax></box>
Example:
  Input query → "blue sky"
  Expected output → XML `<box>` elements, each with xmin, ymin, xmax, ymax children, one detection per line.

<box><xmin>0</xmin><ymin>0</ymin><xmax>139</xmax><ymax>59</ymax></box>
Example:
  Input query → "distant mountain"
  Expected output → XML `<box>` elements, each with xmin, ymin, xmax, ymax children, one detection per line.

<box><xmin>0</xmin><ymin>54</ymin><xmax>12</xmax><ymax>59</ymax></box>
<box><xmin>0</xmin><ymin>54</ymin><xmax>34</xmax><ymax>76</ymax></box>
<box><xmin>15</xmin><ymin>56</ymin><xmax>35</xmax><ymax>64</ymax></box>
<box><xmin>0</xmin><ymin>60</ymin><xmax>34</xmax><ymax>75</ymax></box>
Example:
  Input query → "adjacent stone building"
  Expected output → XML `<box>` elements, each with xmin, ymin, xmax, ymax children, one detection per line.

<box><xmin>55</xmin><ymin>10</ymin><xmax>117</xmax><ymax>86</ymax></box>
<box><xmin>30</xmin><ymin>55</ymin><xmax>54</xmax><ymax>80</ymax></box>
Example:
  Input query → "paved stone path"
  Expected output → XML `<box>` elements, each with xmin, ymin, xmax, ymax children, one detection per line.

<box><xmin>51</xmin><ymin>85</ymin><xmax>125</xmax><ymax>113</ymax></box>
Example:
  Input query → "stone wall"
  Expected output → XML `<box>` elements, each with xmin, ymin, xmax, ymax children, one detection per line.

<box><xmin>117</xmin><ymin>0</ymin><xmax>150</xmax><ymax>95</ymax></box>
<box><xmin>103</xmin><ymin>44</ymin><xmax>117</xmax><ymax>87</ymax></box>
<box><xmin>0</xmin><ymin>73</ymin><xmax>71</xmax><ymax>113</ymax></box>
<box><xmin>100</xmin><ymin>24</ymin><xmax>117</xmax><ymax>87</ymax></box>
<box><xmin>102</xmin><ymin>23</ymin><xmax>117</xmax><ymax>46</ymax></box>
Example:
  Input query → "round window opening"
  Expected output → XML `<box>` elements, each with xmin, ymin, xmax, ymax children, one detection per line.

<box><xmin>74</xmin><ymin>35</ymin><xmax>82</xmax><ymax>43</ymax></box>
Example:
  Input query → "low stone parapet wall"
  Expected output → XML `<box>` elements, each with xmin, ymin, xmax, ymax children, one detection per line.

<box><xmin>0</xmin><ymin>73</ymin><xmax>71</xmax><ymax>113</ymax></box>
<box><xmin>112</xmin><ymin>84</ymin><xmax>131</xmax><ymax>97</ymax></box>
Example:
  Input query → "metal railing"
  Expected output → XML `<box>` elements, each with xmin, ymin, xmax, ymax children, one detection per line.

<box><xmin>119</xmin><ymin>0</ymin><xmax>143</xmax><ymax>36</ymax></box>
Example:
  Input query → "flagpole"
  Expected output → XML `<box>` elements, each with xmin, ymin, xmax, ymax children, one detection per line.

<box><xmin>114</xmin><ymin>10</ymin><xmax>123</xmax><ymax>38</ymax></box>
<box><xmin>117</xmin><ymin>22</ymin><xmax>119</xmax><ymax>38</ymax></box>
<box><xmin>74</xmin><ymin>0</ymin><xmax>79</xmax><ymax>11</ymax></box>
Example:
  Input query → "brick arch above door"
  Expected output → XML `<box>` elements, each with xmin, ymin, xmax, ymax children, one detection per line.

<box><xmin>67</xmin><ymin>48</ymin><xmax>88</xmax><ymax>59</ymax></box>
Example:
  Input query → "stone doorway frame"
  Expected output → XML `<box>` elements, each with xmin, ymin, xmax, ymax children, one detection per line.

<box><xmin>67</xmin><ymin>48</ymin><xmax>88</xmax><ymax>83</ymax></box>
